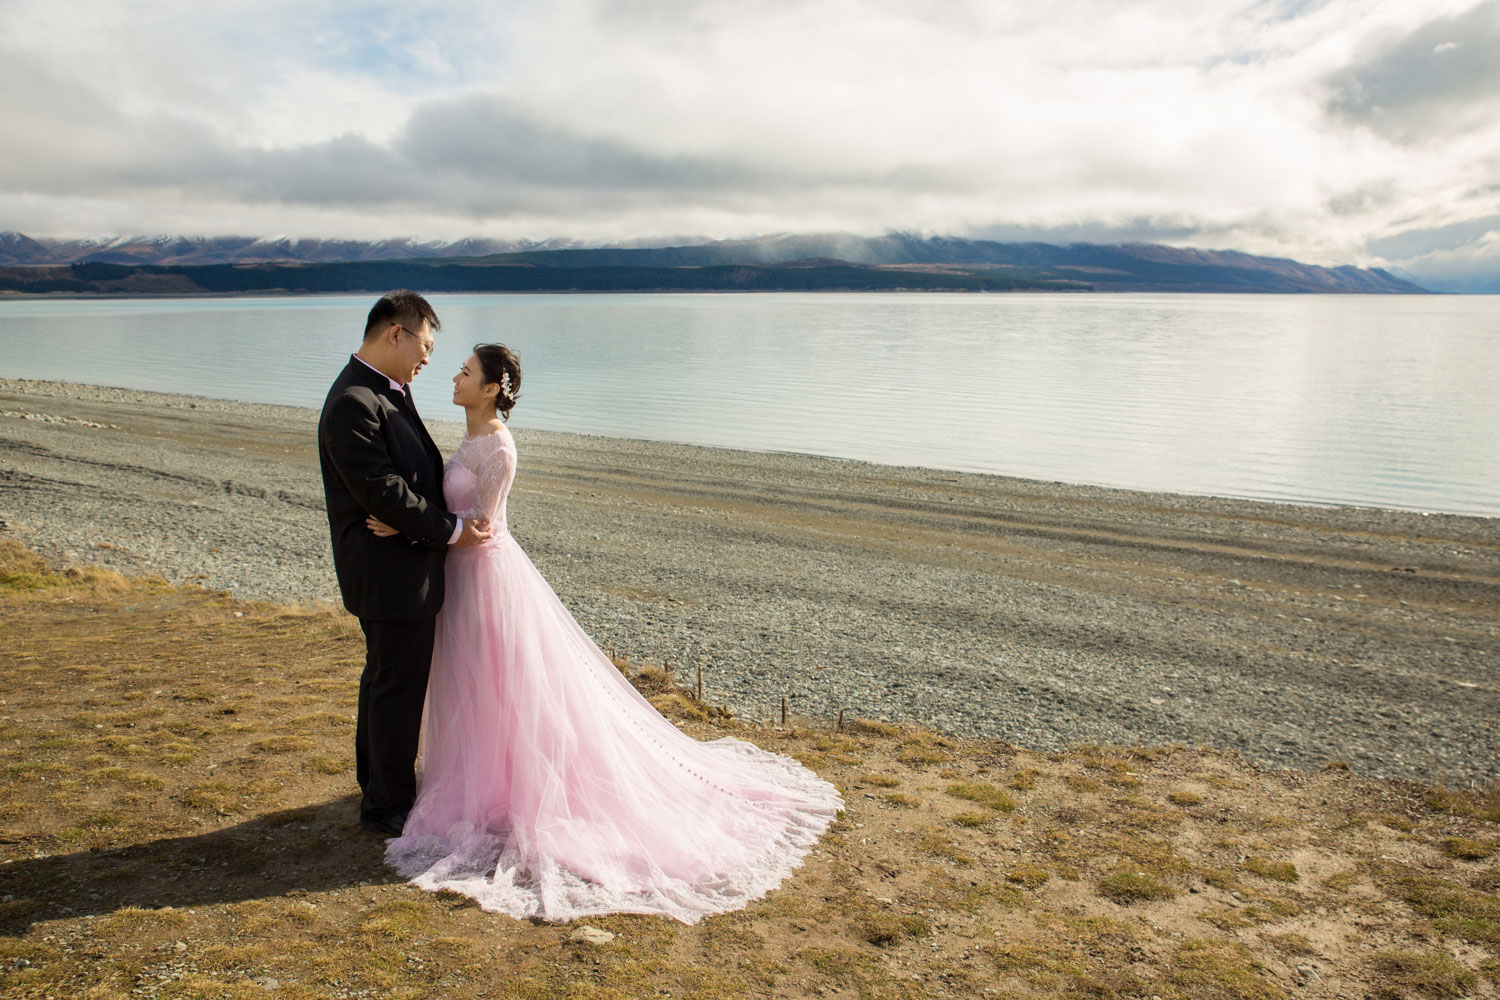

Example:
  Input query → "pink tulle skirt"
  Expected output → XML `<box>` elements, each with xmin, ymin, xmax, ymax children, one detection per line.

<box><xmin>385</xmin><ymin>533</ymin><xmax>843</xmax><ymax>923</ymax></box>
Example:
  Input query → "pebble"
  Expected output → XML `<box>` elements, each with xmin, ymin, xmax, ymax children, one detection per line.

<box><xmin>569</xmin><ymin>926</ymin><xmax>615</xmax><ymax>945</ymax></box>
<box><xmin>2</xmin><ymin>377</ymin><xmax>1496</xmax><ymax>785</ymax></box>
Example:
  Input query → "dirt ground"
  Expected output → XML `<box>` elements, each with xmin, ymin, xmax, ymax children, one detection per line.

<box><xmin>1</xmin><ymin>540</ymin><xmax>1497</xmax><ymax>999</ymax></box>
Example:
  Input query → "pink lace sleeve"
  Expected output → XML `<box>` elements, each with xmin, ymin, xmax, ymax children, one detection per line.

<box><xmin>470</xmin><ymin>434</ymin><xmax>517</xmax><ymax>523</ymax></box>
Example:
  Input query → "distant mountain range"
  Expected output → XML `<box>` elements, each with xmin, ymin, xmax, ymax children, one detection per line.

<box><xmin>0</xmin><ymin>232</ymin><xmax>570</xmax><ymax>266</ymax></box>
<box><xmin>0</xmin><ymin>231</ymin><xmax>1429</xmax><ymax>294</ymax></box>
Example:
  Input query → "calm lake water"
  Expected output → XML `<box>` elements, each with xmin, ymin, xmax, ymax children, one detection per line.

<box><xmin>3</xmin><ymin>292</ymin><xmax>1498</xmax><ymax>517</ymax></box>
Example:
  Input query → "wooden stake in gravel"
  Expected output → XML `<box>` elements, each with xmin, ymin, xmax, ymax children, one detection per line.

<box><xmin>696</xmin><ymin>664</ymin><xmax>703</xmax><ymax>702</ymax></box>
<box><xmin>837</xmin><ymin>708</ymin><xmax>844</xmax><ymax>731</ymax></box>
<box><xmin>781</xmin><ymin>696</ymin><xmax>787</xmax><ymax>728</ymax></box>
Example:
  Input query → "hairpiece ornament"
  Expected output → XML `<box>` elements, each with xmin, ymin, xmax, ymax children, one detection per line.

<box><xmin>500</xmin><ymin>372</ymin><xmax>512</xmax><ymax>399</ymax></box>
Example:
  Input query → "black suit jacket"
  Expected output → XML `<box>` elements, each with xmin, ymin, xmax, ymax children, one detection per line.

<box><xmin>318</xmin><ymin>356</ymin><xmax>457</xmax><ymax>620</ymax></box>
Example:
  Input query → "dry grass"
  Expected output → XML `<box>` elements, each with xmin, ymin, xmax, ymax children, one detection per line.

<box><xmin>1242</xmin><ymin>856</ymin><xmax>1300</xmax><ymax>883</ymax></box>
<box><xmin>1</xmin><ymin>538</ymin><xmax>1498</xmax><ymax>999</ymax></box>
<box><xmin>1441</xmin><ymin>837</ymin><xmax>1497</xmax><ymax>861</ymax></box>
<box><xmin>1426</xmin><ymin>783</ymin><xmax>1500</xmax><ymax>824</ymax></box>
<box><xmin>1368</xmin><ymin>951</ymin><xmax>1477</xmax><ymax>998</ymax></box>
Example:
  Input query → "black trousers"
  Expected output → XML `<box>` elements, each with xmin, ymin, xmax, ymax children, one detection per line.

<box><xmin>356</xmin><ymin>616</ymin><xmax>435</xmax><ymax>822</ymax></box>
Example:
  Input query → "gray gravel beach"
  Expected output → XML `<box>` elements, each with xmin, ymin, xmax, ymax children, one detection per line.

<box><xmin>3</xmin><ymin>376</ymin><xmax>1497</xmax><ymax>784</ymax></box>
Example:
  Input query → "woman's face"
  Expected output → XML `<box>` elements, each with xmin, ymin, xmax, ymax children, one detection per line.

<box><xmin>451</xmin><ymin>354</ymin><xmax>494</xmax><ymax>409</ymax></box>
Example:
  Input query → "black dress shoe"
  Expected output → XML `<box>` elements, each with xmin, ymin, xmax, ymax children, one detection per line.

<box><xmin>359</xmin><ymin>810</ymin><xmax>409</xmax><ymax>837</ymax></box>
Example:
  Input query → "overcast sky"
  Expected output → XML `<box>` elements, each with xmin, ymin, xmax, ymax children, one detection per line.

<box><xmin>4</xmin><ymin>0</ymin><xmax>1499</xmax><ymax>286</ymax></box>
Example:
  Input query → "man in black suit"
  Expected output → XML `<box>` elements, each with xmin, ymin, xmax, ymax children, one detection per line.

<box><xmin>318</xmin><ymin>290</ymin><xmax>490</xmax><ymax>836</ymax></box>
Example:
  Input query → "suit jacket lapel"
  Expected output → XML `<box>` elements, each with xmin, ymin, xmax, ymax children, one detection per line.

<box><xmin>345</xmin><ymin>356</ymin><xmax>444</xmax><ymax>480</ymax></box>
<box><xmin>398</xmin><ymin>387</ymin><xmax>445</xmax><ymax>471</ymax></box>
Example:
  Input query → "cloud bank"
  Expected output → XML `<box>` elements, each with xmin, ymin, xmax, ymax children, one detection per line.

<box><xmin>4</xmin><ymin>0</ymin><xmax>1499</xmax><ymax>285</ymax></box>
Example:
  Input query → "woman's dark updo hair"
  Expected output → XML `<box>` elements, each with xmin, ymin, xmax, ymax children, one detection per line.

<box><xmin>473</xmin><ymin>343</ymin><xmax>521</xmax><ymax>419</ymax></box>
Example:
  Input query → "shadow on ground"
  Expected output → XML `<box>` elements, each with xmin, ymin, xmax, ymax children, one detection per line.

<box><xmin>0</xmin><ymin>795</ymin><xmax>402</xmax><ymax>932</ymax></box>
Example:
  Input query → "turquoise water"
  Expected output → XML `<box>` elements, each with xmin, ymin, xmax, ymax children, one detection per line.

<box><xmin>4</xmin><ymin>292</ymin><xmax>1499</xmax><ymax>516</ymax></box>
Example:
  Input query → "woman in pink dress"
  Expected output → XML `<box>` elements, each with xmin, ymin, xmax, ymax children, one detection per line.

<box><xmin>373</xmin><ymin>344</ymin><xmax>842</xmax><ymax>923</ymax></box>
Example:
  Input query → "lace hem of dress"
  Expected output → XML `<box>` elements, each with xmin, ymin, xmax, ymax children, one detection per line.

<box><xmin>384</xmin><ymin>738</ymin><xmax>842</xmax><ymax>924</ymax></box>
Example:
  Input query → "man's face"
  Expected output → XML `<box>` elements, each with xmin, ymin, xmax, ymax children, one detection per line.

<box><xmin>394</xmin><ymin>320</ymin><xmax>434</xmax><ymax>384</ymax></box>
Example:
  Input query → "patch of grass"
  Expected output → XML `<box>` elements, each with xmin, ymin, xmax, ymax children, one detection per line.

<box><xmin>649</xmin><ymin>692</ymin><xmax>707</xmax><ymax>721</ymax></box>
<box><xmin>100</xmin><ymin>735</ymin><xmax>149</xmax><ymax>756</ymax></box>
<box><xmin>1168</xmin><ymin>938</ymin><xmax>1284</xmax><ymax>999</ymax></box>
<box><xmin>0</xmin><ymin>540</ymin><xmax>131</xmax><ymax>594</ymax></box>
<box><xmin>1375</xmin><ymin>863</ymin><xmax>1500</xmax><ymax>945</ymax></box>
<box><xmin>6</xmin><ymin>760</ymin><xmax>64</xmax><ymax>780</ymax></box>
<box><xmin>158</xmin><ymin>752</ymin><xmax>196</xmax><ymax>767</ymax></box>
<box><xmin>361</xmin><ymin>899</ymin><xmax>433</xmax><ymax>939</ymax></box>
<box><xmin>1006</xmin><ymin>863</ymin><xmax>1050</xmax><ymax>889</ymax></box>
<box><xmin>987</xmin><ymin>939</ymin><xmax>1083</xmax><ymax>987</ymax></box>
<box><xmin>1322</xmin><ymin>870</ymin><xmax>1359</xmax><ymax>892</ymax></box>
<box><xmin>307</xmin><ymin>755</ymin><xmax>353</xmax><ymax>775</ymax></box>
<box><xmin>945</xmin><ymin>782</ymin><xmax>1014</xmax><ymax>812</ymax></box>
<box><xmin>180</xmin><ymin>779</ymin><xmax>280</xmax><ymax>816</ymax></box>
<box><xmin>798</xmin><ymin>945</ymin><xmax>879</xmax><ymax>980</ymax></box>
<box><xmin>1114</xmin><ymin>803</ymin><xmax>1180</xmax><ymax>831</ymax></box>
<box><xmin>1124</xmin><ymin>745</ymin><xmax>1175</xmax><ymax>762</ymax></box>
<box><xmin>1263</xmin><ymin>931</ymin><xmax>1317</xmax><ymax>956</ymax></box>
<box><xmin>1368</xmin><ymin>950</ymin><xmax>1476</xmax><ymax>999</ymax></box>
<box><xmin>1254</xmin><ymin>813</ymin><xmax>1297</xmax><ymax>830</ymax></box>
<box><xmin>1063</xmin><ymin>773</ymin><xmax>1101</xmax><ymax>793</ymax></box>
<box><xmin>0</xmin><ymin>897</ymin><xmax>42</xmax><ymax>922</ymax></box>
<box><xmin>953</xmin><ymin>878</ymin><xmax>1025</xmax><ymax>912</ymax></box>
<box><xmin>882</xmin><ymin>792</ymin><xmax>918</xmax><ymax>808</ymax></box>
<box><xmin>1008</xmin><ymin>768</ymin><xmax>1039</xmax><ymax>791</ymax></box>
<box><xmin>250</xmin><ymin>734</ymin><xmax>315</xmax><ymax>754</ymax></box>
<box><xmin>1167</xmin><ymin>790</ymin><xmax>1203</xmax><ymax>806</ymax></box>
<box><xmin>1061</xmin><ymin>913</ymin><xmax>1144</xmax><ymax>940</ymax></box>
<box><xmin>852</xmin><ymin>909</ymin><xmax>929</xmax><ymax>947</ymax></box>
<box><xmin>1202</xmin><ymin>902</ymin><xmax>1296</xmax><ymax>930</ymax></box>
<box><xmin>1425</xmin><ymin>783</ymin><xmax>1500</xmax><ymax>824</ymax></box>
<box><xmin>790</xmin><ymin>749</ymin><xmax>827</xmax><ymax>768</ymax></box>
<box><xmin>1109</xmin><ymin>834</ymin><xmax>1191</xmax><ymax>879</ymax></box>
<box><xmin>103</xmin><ymin>768</ymin><xmax>166</xmax><ymax>790</ymax></box>
<box><xmin>860</xmin><ymin>773</ymin><xmax>900</xmax><ymax>788</ymax></box>
<box><xmin>917</xmin><ymin>830</ymin><xmax>974</xmax><ymax>866</ymax></box>
<box><xmin>897</xmin><ymin>745</ymin><xmax>954</xmax><ymax>765</ymax></box>
<box><xmin>1440</xmin><ymin>837</ymin><xmax>1495</xmax><ymax>860</ymax></box>
<box><xmin>844</xmin><ymin>718</ymin><xmax>899</xmax><ymax>738</ymax></box>
<box><xmin>287</xmin><ymin>711</ymin><xmax>355</xmax><ymax>730</ymax></box>
<box><xmin>1097</xmin><ymin>870</ymin><xmax>1176</xmax><ymax>904</ymax></box>
<box><xmin>629</xmin><ymin>665</ymin><xmax>671</xmax><ymax>694</ymax></box>
<box><xmin>951</xmin><ymin>811</ymin><xmax>994</xmax><ymax>829</ymax></box>
<box><xmin>95</xmin><ymin>906</ymin><xmax>190</xmax><ymax>936</ymax></box>
<box><xmin>1242</xmin><ymin>856</ymin><xmax>1299</xmax><ymax>882</ymax></box>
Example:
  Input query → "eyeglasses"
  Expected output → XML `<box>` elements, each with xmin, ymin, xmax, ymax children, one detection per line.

<box><xmin>393</xmin><ymin>324</ymin><xmax>434</xmax><ymax>358</ymax></box>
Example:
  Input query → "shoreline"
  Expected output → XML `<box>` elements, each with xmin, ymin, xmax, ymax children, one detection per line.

<box><xmin>2</xmin><ymin>377</ymin><xmax>1497</xmax><ymax>784</ymax></box>
<box><xmin>5</xmin><ymin>374</ymin><xmax>1494</xmax><ymax>523</ymax></box>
